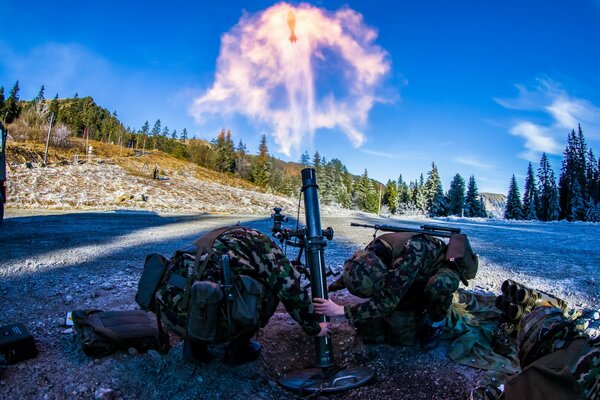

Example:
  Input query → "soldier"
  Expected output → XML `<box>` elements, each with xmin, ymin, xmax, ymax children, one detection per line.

<box><xmin>152</xmin><ymin>225</ymin><xmax>329</xmax><ymax>366</ymax></box>
<box><xmin>473</xmin><ymin>305</ymin><xmax>599</xmax><ymax>399</ymax></box>
<box><xmin>313</xmin><ymin>232</ymin><xmax>471</xmax><ymax>347</ymax></box>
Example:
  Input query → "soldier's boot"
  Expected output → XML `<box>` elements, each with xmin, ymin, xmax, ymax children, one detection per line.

<box><xmin>224</xmin><ymin>340</ymin><xmax>261</xmax><ymax>366</ymax></box>
<box><xmin>183</xmin><ymin>338</ymin><xmax>212</xmax><ymax>364</ymax></box>
<box><xmin>224</xmin><ymin>330</ymin><xmax>261</xmax><ymax>366</ymax></box>
<box><xmin>420</xmin><ymin>317</ymin><xmax>446</xmax><ymax>351</ymax></box>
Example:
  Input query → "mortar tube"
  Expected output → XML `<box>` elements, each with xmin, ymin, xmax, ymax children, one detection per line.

<box><xmin>301</xmin><ymin>168</ymin><xmax>334</xmax><ymax>368</ymax></box>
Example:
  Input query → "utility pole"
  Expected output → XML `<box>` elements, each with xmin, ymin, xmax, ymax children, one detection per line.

<box><xmin>43</xmin><ymin>113</ymin><xmax>54</xmax><ymax>166</ymax></box>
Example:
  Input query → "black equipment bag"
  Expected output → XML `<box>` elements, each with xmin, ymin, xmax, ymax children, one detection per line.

<box><xmin>72</xmin><ymin>309</ymin><xmax>162</xmax><ymax>357</ymax></box>
<box><xmin>0</xmin><ymin>323</ymin><xmax>38</xmax><ymax>364</ymax></box>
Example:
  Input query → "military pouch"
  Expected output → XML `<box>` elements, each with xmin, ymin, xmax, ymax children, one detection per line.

<box><xmin>187</xmin><ymin>281</ymin><xmax>223</xmax><ymax>342</ymax></box>
<box><xmin>72</xmin><ymin>309</ymin><xmax>161</xmax><ymax>357</ymax></box>
<box><xmin>231</xmin><ymin>275</ymin><xmax>265</xmax><ymax>329</ymax></box>
<box><xmin>446</xmin><ymin>234</ymin><xmax>478</xmax><ymax>285</ymax></box>
<box><xmin>136</xmin><ymin>253</ymin><xmax>170</xmax><ymax>310</ymax></box>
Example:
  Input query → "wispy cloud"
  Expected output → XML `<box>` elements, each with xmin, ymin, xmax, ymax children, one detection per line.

<box><xmin>190</xmin><ymin>2</ymin><xmax>390</xmax><ymax>156</ymax></box>
<box><xmin>509</xmin><ymin>121</ymin><xmax>562</xmax><ymax>160</ymax></box>
<box><xmin>495</xmin><ymin>78</ymin><xmax>600</xmax><ymax>160</ymax></box>
<box><xmin>453</xmin><ymin>156</ymin><xmax>493</xmax><ymax>170</ymax></box>
<box><xmin>360</xmin><ymin>149</ymin><xmax>400</xmax><ymax>159</ymax></box>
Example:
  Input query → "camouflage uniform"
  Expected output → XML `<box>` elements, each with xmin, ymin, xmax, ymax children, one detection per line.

<box><xmin>474</xmin><ymin>306</ymin><xmax>600</xmax><ymax>399</ymax></box>
<box><xmin>156</xmin><ymin>226</ymin><xmax>321</xmax><ymax>339</ymax></box>
<box><xmin>330</xmin><ymin>233</ymin><xmax>461</xmax><ymax>324</ymax></box>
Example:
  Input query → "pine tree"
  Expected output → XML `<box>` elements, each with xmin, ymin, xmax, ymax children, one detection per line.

<box><xmin>151</xmin><ymin>119</ymin><xmax>161</xmax><ymax>149</ymax></box>
<box><xmin>465</xmin><ymin>176</ymin><xmax>484</xmax><ymax>217</ymax></box>
<box><xmin>429</xmin><ymin>180</ymin><xmax>448</xmax><ymax>217</ymax></box>
<box><xmin>424</xmin><ymin>162</ymin><xmax>443</xmax><ymax>213</ymax></box>
<box><xmin>162</xmin><ymin>126</ymin><xmax>169</xmax><ymax>138</ymax></box>
<box><xmin>140</xmin><ymin>121</ymin><xmax>150</xmax><ymax>136</ymax></box>
<box><xmin>33</xmin><ymin>85</ymin><xmax>45</xmax><ymax>102</ymax></box>
<box><xmin>48</xmin><ymin>94</ymin><xmax>59</xmax><ymax>119</ymax></box>
<box><xmin>537</xmin><ymin>153</ymin><xmax>560</xmax><ymax>221</ymax></box>
<box><xmin>354</xmin><ymin>170</ymin><xmax>379</xmax><ymax>213</ymax></box>
<box><xmin>504</xmin><ymin>175</ymin><xmax>523</xmax><ymax>220</ymax></box>
<box><xmin>382</xmin><ymin>179</ymin><xmax>399</xmax><ymax>214</ymax></box>
<box><xmin>171</xmin><ymin>129</ymin><xmax>178</xmax><ymax>140</ymax></box>
<box><xmin>586</xmin><ymin>149</ymin><xmax>599</xmax><ymax>205</ymax></box>
<box><xmin>213</xmin><ymin>129</ymin><xmax>235</xmax><ymax>173</ymax></box>
<box><xmin>0</xmin><ymin>87</ymin><xmax>5</xmax><ymax>118</ymax></box>
<box><xmin>570</xmin><ymin>179</ymin><xmax>586</xmax><ymax>221</ymax></box>
<box><xmin>522</xmin><ymin>162</ymin><xmax>539</xmax><ymax>220</ymax></box>
<box><xmin>414</xmin><ymin>174</ymin><xmax>427</xmax><ymax>212</ymax></box>
<box><xmin>4</xmin><ymin>81</ymin><xmax>21</xmax><ymax>123</ymax></box>
<box><xmin>446</xmin><ymin>174</ymin><xmax>466</xmax><ymax>216</ymax></box>
<box><xmin>178</xmin><ymin>128</ymin><xmax>187</xmax><ymax>141</ymax></box>
<box><xmin>559</xmin><ymin>126</ymin><xmax>588</xmax><ymax>220</ymax></box>
<box><xmin>397</xmin><ymin>175</ymin><xmax>410</xmax><ymax>208</ymax></box>
<box><xmin>478</xmin><ymin>196</ymin><xmax>488</xmax><ymax>218</ymax></box>
<box><xmin>300</xmin><ymin>151</ymin><xmax>310</xmax><ymax>166</ymax></box>
<box><xmin>251</xmin><ymin>134</ymin><xmax>272</xmax><ymax>188</ymax></box>
<box><xmin>313</xmin><ymin>151</ymin><xmax>322</xmax><ymax>175</ymax></box>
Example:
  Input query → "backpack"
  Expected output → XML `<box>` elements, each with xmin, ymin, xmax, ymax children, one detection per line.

<box><xmin>136</xmin><ymin>226</ymin><xmax>276</xmax><ymax>344</ymax></box>
<box><xmin>445</xmin><ymin>234</ymin><xmax>478</xmax><ymax>286</ymax></box>
<box><xmin>71</xmin><ymin>310</ymin><xmax>162</xmax><ymax>357</ymax></box>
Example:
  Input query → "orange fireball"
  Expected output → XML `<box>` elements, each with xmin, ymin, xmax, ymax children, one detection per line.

<box><xmin>287</xmin><ymin>10</ymin><xmax>298</xmax><ymax>43</ymax></box>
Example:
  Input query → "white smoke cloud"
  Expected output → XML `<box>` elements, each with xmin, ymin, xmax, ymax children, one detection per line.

<box><xmin>190</xmin><ymin>2</ymin><xmax>390</xmax><ymax>156</ymax></box>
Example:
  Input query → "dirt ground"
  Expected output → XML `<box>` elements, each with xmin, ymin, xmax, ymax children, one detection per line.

<box><xmin>0</xmin><ymin>210</ymin><xmax>597</xmax><ymax>400</ymax></box>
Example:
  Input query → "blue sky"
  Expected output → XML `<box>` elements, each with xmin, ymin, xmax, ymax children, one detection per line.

<box><xmin>2</xmin><ymin>0</ymin><xmax>600</xmax><ymax>194</ymax></box>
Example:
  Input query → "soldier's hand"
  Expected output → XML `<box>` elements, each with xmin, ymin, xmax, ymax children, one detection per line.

<box><xmin>313</xmin><ymin>298</ymin><xmax>345</xmax><ymax>317</ymax></box>
<box><xmin>315</xmin><ymin>322</ymin><xmax>330</xmax><ymax>337</ymax></box>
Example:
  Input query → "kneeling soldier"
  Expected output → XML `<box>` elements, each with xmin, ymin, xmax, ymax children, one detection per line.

<box><xmin>314</xmin><ymin>231</ymin><xmax>474</xmax><ymax>348</ymax></box>
<box><xmin>137</xmin><ymin>225</ymin><xmax>328</xmax><ymax>366</ymax></box>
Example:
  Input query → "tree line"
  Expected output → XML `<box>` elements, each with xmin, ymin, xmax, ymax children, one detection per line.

<box><xmin>380</xmin><ymin>163</ymin><xmax>487</xmax><ymax>218</ymax></box>
<box><xmin>505</xmin><ymin>125</ymin><xmax>600</xmax><ymax>222</ymax></box>
<box><xmin>0</xmin><ymin>80</ymin><xmax>487</xmax><ymax>217</ymax></box>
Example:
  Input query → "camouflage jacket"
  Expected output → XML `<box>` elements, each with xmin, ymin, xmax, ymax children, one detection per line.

<box><xmin>344</xmin><ymin>234</ymin><xmax>455</xmax><ymax>323</ymax></box>
<box><xmin>158</xmin><ymin>227</ymin><xmax>321</xmax><ymax>336</ymax></box>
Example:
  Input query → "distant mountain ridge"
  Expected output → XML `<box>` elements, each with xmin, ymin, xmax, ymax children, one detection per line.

<box><xmin>481</xmin><ymin>192</ymin><xmax>507</xmax><ymax>219</ymax></box>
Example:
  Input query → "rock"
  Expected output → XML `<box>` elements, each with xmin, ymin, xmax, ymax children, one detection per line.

<box><xmin>64</xmin><ymin>295</ymin><xmax>73</xmax><ymax>305</ymax></box>
<box><xmin>147</xmin><ymin>350</ymin><xmax>162</xmax><ymax>361</ymax></box>
<box><xmin>593</xmin><ymin>312</ymin><xmax>600</xmax><ymax>320</ymax></box>
<box><xmin>128</xmin><ymin>347</ymin><xmax>139</xmax><ymax>356</ymax></box>
<box><xmin>100</xmin><ymin>283</ymin><xmax>114</xmax><ymax>291</ymax></box>
<box><xmin>94</xmin><ymin>387</ymin><xmax>116</xmax><ymax>400</ymax></box>
<box><xmin>62</xmin><ymin>328</ymin><xmax>73</xmax><ymax>334</ymax></box>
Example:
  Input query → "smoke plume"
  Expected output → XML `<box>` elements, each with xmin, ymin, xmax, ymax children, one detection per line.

<box><xmin>190</xmin><ymin>2</ymin><xmax>390</xmax><ymax>155</ymax></box>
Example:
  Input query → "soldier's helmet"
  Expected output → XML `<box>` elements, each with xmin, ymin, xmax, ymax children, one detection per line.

<box><xmin>516</xmin><ymin>305</ymin><xmax>579</xmax><ymax>366</ymax></box>
<box><xmin>330</xmin><ymin>250</ymin><xmax>387</xmax><ymax>298</ymax></box>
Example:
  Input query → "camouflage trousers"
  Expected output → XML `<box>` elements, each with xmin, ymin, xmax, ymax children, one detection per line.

<box><xmin>354</xmin><ymin>266</ymin><xmax>459</xmax><ymax>344</ymax></box>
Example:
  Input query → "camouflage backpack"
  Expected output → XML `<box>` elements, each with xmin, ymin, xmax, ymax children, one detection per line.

<box><xmin>136</xmin><ymin>226</ymin><xmax>276</xmax><ymax>344</ymax></box>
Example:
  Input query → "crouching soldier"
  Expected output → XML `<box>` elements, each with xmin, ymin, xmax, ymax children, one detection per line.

<box><xmin>136</xmin><ymin>225</ymin><xmax>329</xmax><ymax>366</ymax></box>
<box><xmin>473</xmin><ymin>305</ymin><xmax>599</xmax><ymax>399</ymax></box>
<box><xmin>313</xmin><ymin>231</ymin><xmax>477</xmax><ymax>348</ymax></box>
